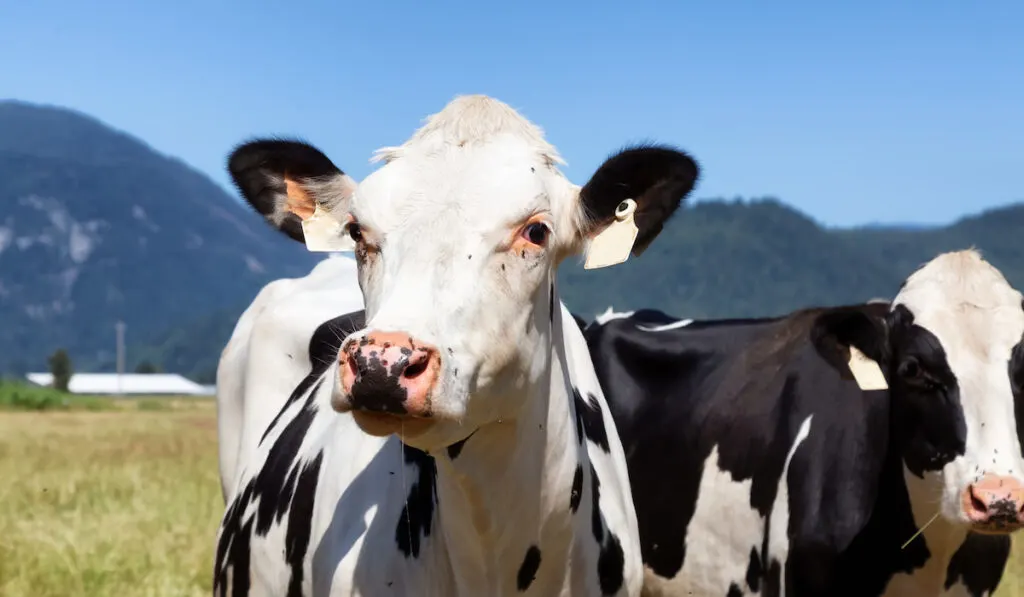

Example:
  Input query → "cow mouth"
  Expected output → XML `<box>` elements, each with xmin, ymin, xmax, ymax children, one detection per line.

<box><xmin>968</xmin><ymin>521</ymin><xmax>1024</xmax><ymax>535</ymax></box>
<box><xmin>351</xmin><ymin>411</ymin><xmax>433</xmax><ymax>439</ymax></box>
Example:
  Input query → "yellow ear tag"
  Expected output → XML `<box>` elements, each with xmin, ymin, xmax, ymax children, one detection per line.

<box><xmin>848</xmin><ymin>346</ymin><xmax>888</xmax><ymax>391</ymax></box>
<box><xmin>300</xmin><ymin>205</ymin><xmax>356</xmax><ymax>253</ymax></box>
<box><xmin>584</xmin><ymin>199</ymin><xmax>639</xmax><ymax>270</ymax></box>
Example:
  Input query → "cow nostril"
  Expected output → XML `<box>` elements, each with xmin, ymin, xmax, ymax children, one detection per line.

<box><xmin>404</xmin><ymin>357</ymin><xmax>428</xmax><ymax>379</ymax></box>
<box><xmin>346</xmin><ymin>353</ymin><xmax>359</xmax><ymax>378</ymax></box>
<box><xmin>970</xmin><ymin>491</ymin><xmax>988</xmax><ymax>515</ymax></box>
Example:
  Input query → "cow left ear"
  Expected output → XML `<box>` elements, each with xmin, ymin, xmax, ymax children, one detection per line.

<box><xmin>574</xmin><ymin>145</ymin><xmax>699</xmax><ymax>269</ymax></box>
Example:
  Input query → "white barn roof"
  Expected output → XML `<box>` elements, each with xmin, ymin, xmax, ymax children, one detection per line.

<box><xmin>25</xmin><ymin>373</ymin><xmax>212</xmax><ymax>396</ymax></box>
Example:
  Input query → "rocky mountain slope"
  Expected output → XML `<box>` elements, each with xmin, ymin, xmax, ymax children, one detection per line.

<box><xmin>0</xmin><ymin>100</ymin><xmax>317</xmax><ymax>375</ymax></box>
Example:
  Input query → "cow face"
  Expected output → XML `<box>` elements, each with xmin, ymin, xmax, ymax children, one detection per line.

<box><xmin>227</xmin><ymin>95</ymin><xmax>699</xmax><ymax>450</ymax></box>
<box><xmin>822</xmin><ymin>251</ymin><xmax>1024</xmax><ymax>535</ymax></box>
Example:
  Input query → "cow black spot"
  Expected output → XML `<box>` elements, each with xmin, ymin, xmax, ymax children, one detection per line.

<box><xmin>254</xmin><ymin>385</ymin><xmax>323</xmax><ymax>536</ymax></box>
<box><xmin>590</xmin><ymin>464</ymin><xmax>604</xmax><ymax>542</ymax></box>
<box><xmin>597</xmin><ymin>532</ymin><xmax>625</xmax><ymax>595</ymax></box>
<box><xmin>746</xmin><ymin>546</ymin><xmax>762</xmax><ymax>592</ymax></box>
<box><xmin>573</xmin><ymin>388</ymin><xmax>610</xmax><ymax>452</ymax></box>
<box><xmin>570</xmin><ymin>464</ymin><xmax>584</xmax><ymax>512</ymax></box>
<box><xmin>765</xmin><ymin>557</ymin><xmax>781</xmax><ymax>596</ymax></box>
<box><xmin>944</xmin><ymin>532</ymin><xmax>1011</xmax><ymax>595</ymax></box>
<box><xmin>395</xmin><ymin>447</ymin><xmax>438</xmax><ymax>558</ymax></box>
<box><xmin>588</xmin><ymin>463</ymin><xmax>625</xmax><ymax>595</ymax></box>
<box><xmin>549</xmin><ymin>282</ymin><xmax>555</xmax><ymax>322</ymax></box>
<box><xmin>727</xmin><ymin>583</ymin><xmax>744</xmax><ymax>597</ymax></box>
<box><xmin>213</xmin><ymin>482</ymin><xmax>254</xmax><ymax>596</ymax></box>
<box><xmin>446</xmin><ymin>429</ymin><xmax>477</xmax><ymax>460</ymax></box>
<box><xmin>517</xmin><ymin>545</ymin><xmax>542</xmax><ymax>591</ymax></box>
<box><xmin>285</xmin><ymin>451</ymin><xmax>323</xmax><ymax>597</ymax></box>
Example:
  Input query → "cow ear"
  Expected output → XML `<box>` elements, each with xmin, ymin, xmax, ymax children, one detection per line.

<box><xmin>812</xmin><ymin>304</ymin><xmax>889</xmax><ymax>368</ymax></box>
<box><xmin>574</xmin><ymin>145</ymin><xmax>699</xmax><ymax>269</ymax></box>
<box><xmin>811</xmin><ymin>303</ymin><xmax>893</xmax><ymax>394</ymax></box>
<box><xmin>227</xmin><ymin>139</ymin><xmax>358</xmax><ymax>244</ymax></box>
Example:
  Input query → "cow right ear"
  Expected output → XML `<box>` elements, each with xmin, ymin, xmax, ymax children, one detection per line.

<box><xmin>227</xmin><ymin>139</ymin><xmax>358</xmax><ymax>245</ymax></box>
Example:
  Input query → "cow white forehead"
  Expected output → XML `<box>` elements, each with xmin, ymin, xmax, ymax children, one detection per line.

<box><xmin>352</xmin><ymin>95</ymin><xmax>575</xmax><ymax>233</ymax></box>
<box><xmin>372</xmin><ymin>94</ymin><xmax>564</xmax><ymax>167</ymax></box>
<box><xmin>893</xmin><ymin>249</ymin><xmax>1024</xmax><ymax>360</ymax></box>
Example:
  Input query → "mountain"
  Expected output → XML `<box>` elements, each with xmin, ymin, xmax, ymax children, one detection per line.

<box><xmin>0</xmin><ymin>100</ymin><xmax>318</xmax><ymax>376</ymax></box>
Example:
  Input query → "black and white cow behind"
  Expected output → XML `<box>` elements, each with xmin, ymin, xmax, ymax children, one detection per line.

<box><xmin>584</xmin><ymin>249</ymin><xmax>1024</xmax><ymax>596</ymax></box>
<box><xmin>212</xmin><ymin>95</ymin><xmax>701</xmax><ymax>596</ymax></box>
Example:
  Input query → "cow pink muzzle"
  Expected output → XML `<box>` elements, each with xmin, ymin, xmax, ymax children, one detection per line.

<box><xmin>337</xmin><ymin>330</ymin><xmax>441</xmax><ymax>422</ymax></box>
<box><xmin>962</xmin><ymin>474</ymin><xmax>1024</xmax><ymax>532</ymax></box>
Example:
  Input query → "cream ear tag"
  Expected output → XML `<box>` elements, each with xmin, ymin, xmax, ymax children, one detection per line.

<box><xmin>848</xmin><ymin>346</ymin><xmax>888</xmax><ymax>391</ymax></box>
<box><xmin>584</xmin><ymin>199</ymin><xmax>639</xmax><ymax>270</ymax></box>
<box><xmin>301</xmin><ymin>205</ymin><xmax>356</xmax><ymax>252</ymax></box>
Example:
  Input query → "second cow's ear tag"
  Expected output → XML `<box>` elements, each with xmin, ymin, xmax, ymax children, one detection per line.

<box><xmin>848</xmin><ymin>346</ymin><xmax>888</xmax><ymax>391</ymax></box>
<box><xmin>301</xmin><ymin>204</ymin><xmax>356</xmax><ymax>252</ymax></box>
<box><xmin>584</xmin><ymin>199</ymin><xmax>639</xmax><ymax>270</ymax></box>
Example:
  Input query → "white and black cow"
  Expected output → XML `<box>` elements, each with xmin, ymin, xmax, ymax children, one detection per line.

<box><xmin>584</xmin><ymin>250</ymin><xmax>1024</xmax><ymax>596</ymax></box>
<box><xmin>212</xmin><ymin>95</ymin><xmax>701</xmax><ymax>596</ymax></box>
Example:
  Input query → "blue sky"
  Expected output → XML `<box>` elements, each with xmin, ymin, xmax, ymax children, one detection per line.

<box><xmin>1</xmin><ymin>0</ymin><xmax>1021</xmax><ymax>227</ymax></box>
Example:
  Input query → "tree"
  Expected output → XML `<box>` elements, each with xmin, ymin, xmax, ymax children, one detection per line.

<box><xmin>48</xmin><ymin>349</ymin><xmax>73</xmax><ymax>392</ymax></box>
<box><xmin>134</xmin><ymin>360</ymin><xmax>160</xmax><ymax>374</ymax></box>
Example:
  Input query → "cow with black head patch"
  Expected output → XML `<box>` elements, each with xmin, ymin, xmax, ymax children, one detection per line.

<box><xmin>585</xmin><ymin>249</ymin><xmax>1023</xmax><ymax>596</ymax></box>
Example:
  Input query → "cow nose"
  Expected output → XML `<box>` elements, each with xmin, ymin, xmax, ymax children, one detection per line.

<box><xmin>962</xmin><ymin>474</ymin><xmax>1024</xmax><ymax>528</ymax></box>
<box><xmin>338</xmin><ymin>331</ymin><xmax>441</xmax><ymax>417</ymax></box>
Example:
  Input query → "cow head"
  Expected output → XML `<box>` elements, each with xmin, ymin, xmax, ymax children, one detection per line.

<box><xmin>816</xmin><ymin>250</ymin><xmax>1024</xmax><ymax>535</ymax></box>
<box><xmin>227</xmin><ymin>95</ymin><xmax>699</xmax><ymax>450</ymax></box>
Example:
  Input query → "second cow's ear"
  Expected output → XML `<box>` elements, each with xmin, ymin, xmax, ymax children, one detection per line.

<box><xmin>227</xmin><ymin>139</ymin><xmax>358</xmax><ymax>246</ymax></box>
<box><xmin>811</xmin><ymin>304</ymin><xmax>891</xmax><ymax>390</ymax></box>
<box><xmin>574</xmin><ymin>145</ymin><xmax>699</xmax><ymax>269</ymax></box>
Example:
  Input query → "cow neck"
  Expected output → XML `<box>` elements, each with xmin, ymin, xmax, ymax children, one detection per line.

<box><xmin>900</xmin><ymin>468</ymin><xmax>968</xmax><ymax>590</ymax></box>
<box><xmin>427</xmin><ymin>284</ymin><xmax>581</xmax><ymax>594</ymax></box>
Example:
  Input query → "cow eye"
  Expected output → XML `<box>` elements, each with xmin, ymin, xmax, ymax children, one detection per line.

<box><xmin>898</xmin><ymin>357</ymin><xmax>922</xmax><ymax>380</ymax></box>
<box><xmin>522</xmin><ymin>222</ymin><xmax>549</xmax><ymax>246</ymax></box>
<box><xmin>348</xmin><ymin>223</ymin><xmax>363</xmax><ymax>243</ymax></box>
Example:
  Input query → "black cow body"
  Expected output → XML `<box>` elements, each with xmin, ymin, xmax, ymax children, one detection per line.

<box><xmin>583</xmin><ymin>304</ymin><xmax>1014</xmax><ymax>596</ymax></box>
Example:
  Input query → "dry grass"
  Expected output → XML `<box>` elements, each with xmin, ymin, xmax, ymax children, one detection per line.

<box><xmin>0</xmin><ymin>399</ymin><xmax>220</xmax><ymax>597</ymax></box>
<box><xmin>0</xmin><ymin>400</ymin><xmax>1022</xmax><ymax>596</ymax></box>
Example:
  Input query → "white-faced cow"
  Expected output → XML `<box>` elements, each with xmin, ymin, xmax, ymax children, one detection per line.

<box><xmin>584</xmin><ymin>249</ymin><xmax>1024</xmax><ymax>596</ymax></box>
<box><xmin>213</xmin><ymin>95</ymin><xmax>700</xmax><ymax>596</ymax></box>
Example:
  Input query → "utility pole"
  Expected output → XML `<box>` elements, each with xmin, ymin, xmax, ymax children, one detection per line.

<box><xmin>115</xmin><ymin>321</ymin><xmax>126</xmax><ymax>396</ymax></box>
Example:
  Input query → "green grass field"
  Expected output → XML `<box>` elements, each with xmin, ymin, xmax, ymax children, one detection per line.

<box><xmin>0</xmin><ymin>393</ymin><xmax>1022</xmax><ymax>596</ymax></box>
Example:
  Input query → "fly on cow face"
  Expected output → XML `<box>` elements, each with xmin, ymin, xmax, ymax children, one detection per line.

<box><xmin>226</xmin><ymin>96</ymin><xmax>699</xmax><ymax>452</ymax></box>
